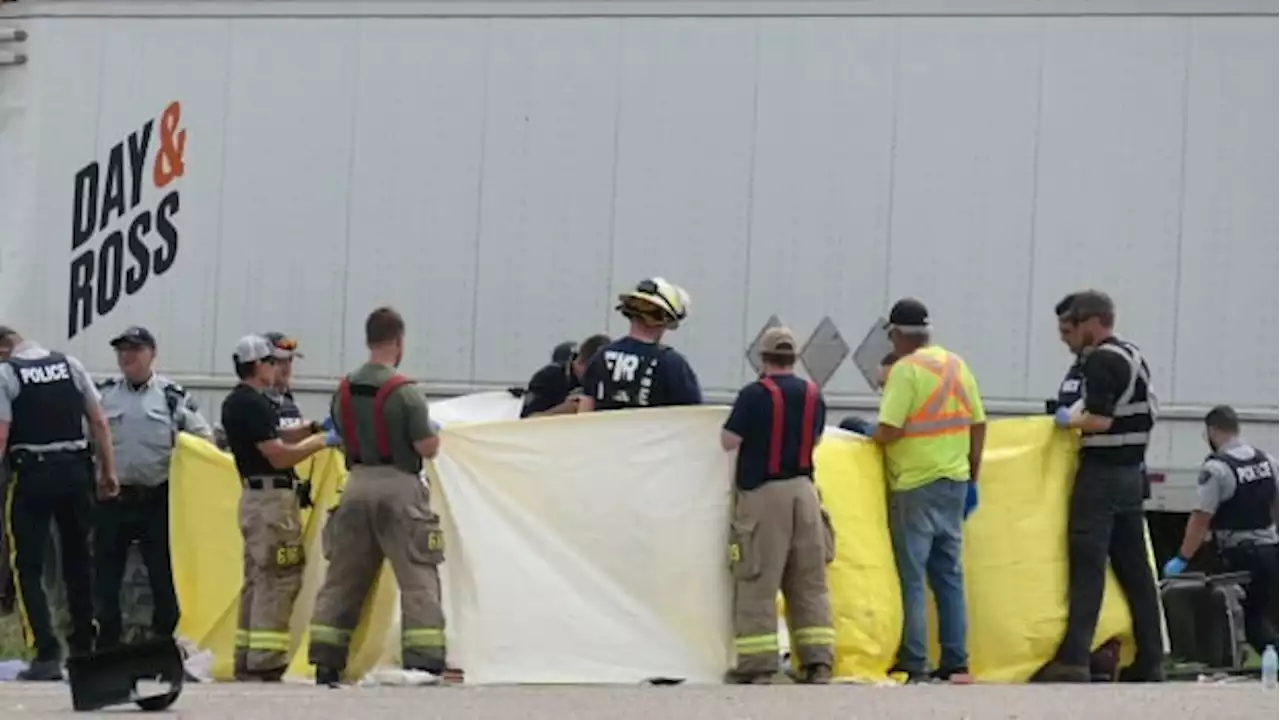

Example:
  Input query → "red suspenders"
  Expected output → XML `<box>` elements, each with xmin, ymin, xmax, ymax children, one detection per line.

<box><xmin>757</xmin><ymin>376</ymin><xmax>819</xmax><ymax>476</ymax></box>
<box><xmin>336</xmin><ymin>374</ymin><xmax>414</xmax><ymax>463</ymax></box>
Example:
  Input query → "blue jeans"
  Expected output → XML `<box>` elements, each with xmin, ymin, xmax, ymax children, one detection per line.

<box><xmin>889</xmin><ymin>478</ymin><xmax>968</xmax><ymax>673</ymax></box>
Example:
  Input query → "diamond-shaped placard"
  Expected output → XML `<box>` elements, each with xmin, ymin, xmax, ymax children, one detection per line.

<box><xmin>800</xmin><ymin>316</ymin><xmax>851</xmax><ymax>389</ymax></box>
<box><xmin>850</xmin><ymin>316</ymin><xmax>894</xmax><ymax>392</ymax></box>
<box><xmin>745</xmin><ymin>315</ymin><xmax>784</xmax><ymax>375</ymax></box>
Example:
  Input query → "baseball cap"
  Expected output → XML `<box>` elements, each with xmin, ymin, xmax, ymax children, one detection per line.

<box><xmin>110</xmin><ymin>326</ymin><xmax>157</xmax><ymax>349</ymax></box>
<box><xmin>760</xmin><ymin>327</ymin><xmax>798</xmax><ymax>354</ymax></box>
<box><xmin>233</xmin><ymin>335</ymin><xmax>290</xmax><ymax>364</ymax></box>
<box><xmin>264</xmin><ymin>331</ymin><xmax>304</xmax><ymax>359</ymax></box>
<box><xmin>551</xmin><ymin>341</ymin><xmax>577</xmax><ymax>365</ymax></box>
<box><xmin>887</xmin><ymin>298</ymin><xmax>930</xmax><ymax>333</ymax></box>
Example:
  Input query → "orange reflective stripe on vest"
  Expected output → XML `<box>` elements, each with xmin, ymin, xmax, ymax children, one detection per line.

<box><xmin>901</xmin><ymin>353</ymin><xmax>973</xmax><ymax>438</ymax></box>
<box><xmin>758</xmin><ymin>377</ymin><xmax>819</xmax><ymax>476</ymax></box>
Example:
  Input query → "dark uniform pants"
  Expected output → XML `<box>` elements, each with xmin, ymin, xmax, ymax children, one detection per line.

<box><xmin>4</xmin><ymin>452</ymin><xmax>96</xmax><ymax>661</ymax></box>
<box><xmin>93</xmin><ymin>483</ymin><xmax>179</xmax><ymax>648</ymax></box>
<box><xmin>1056</xmin><ymin>460</ymin><xmax>1163</xmax><ymax>672</ymax></box>
<box><xmin>730</xmin><ymin>477</ymin><xmax>835</xmax><ymax>675</ymax></box>
<box><xmin>1219</xmin><ymin>543</ymin><xmax>1279</xmax><ymax>655</ymax></box>
<box><xmin>309</xmin><ymin>466</ymin><xmax>447</xmax><ymax>674</ymax></box>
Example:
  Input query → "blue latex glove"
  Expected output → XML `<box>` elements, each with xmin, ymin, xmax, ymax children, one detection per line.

<box><xmin>1162</xmin><ymin>556</ymin><xmax>1188</xmax><ymax>577</ymax></box>
<box><xmin>1053</xmin><ymin>406</ymin><xmax>1073</xmax><ymax>428</ymax></box>
<box><xmin>839</xmin><ymin>416</ymin><xmax>875</xmax><ymax>437</ymax></box>
<box><xmin>321</xmin><ymin>416</ymin><xmax>336</xmax><ymax>433</ymax></box>
<box><xmin>963</xmin><ymin>481</ymin><xmax>979</xmax><ymax>520</ymax></box>
<box><xmin>324</xmin><ymin>428</ymin><xmax>342</xmax><ymax>447</ymax></box>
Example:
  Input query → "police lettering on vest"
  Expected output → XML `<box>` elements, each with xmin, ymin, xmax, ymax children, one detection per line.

<box><xmin>1210</xmin><ymin>448</ymin><xmax>1278</xmax><ymax>532</ymax></box>
<box><xmin>5</xmin><ymin>353</ymin><xmax>87</xmax><ymax>452</ymax></box>
<box><xmin>269</xmin><ymin>390</ymin><xmax>305</xmax><ymax>429</ymax></box>
<box><xmin>1079</xmin><ymin>338</ymin><xmax>1154</xmax><ymax>457</ymax></box>
<box><xmin>1057</xmin><ymin>360</ymin><xmax>1084</xmax><ymax>411</ymax></box>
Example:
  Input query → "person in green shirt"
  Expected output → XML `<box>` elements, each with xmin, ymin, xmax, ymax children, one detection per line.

<box><xmin>308</xmin><ymin>306</ymin><xmax>446</xmax><ymax>686</ymax></box>
<box><xmin>869</xmin><ymin>299</ymin><xmax>987</xmax><ymax>685</ymax></box>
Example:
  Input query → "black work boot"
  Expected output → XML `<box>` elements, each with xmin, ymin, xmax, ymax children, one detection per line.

<box><xmin>316</xmin><ymin>666</ymin><xmax>342</xmax><ymax>687</ymax></box>
<box><xmin>17</xmin><ymin>659</ymin><xmax>64</xmax><ymax>682</ymax></box>
<box><xmin>889</xmin><ymin>665</ymin><xmax>931</xmax><ymax>684</ymax></box>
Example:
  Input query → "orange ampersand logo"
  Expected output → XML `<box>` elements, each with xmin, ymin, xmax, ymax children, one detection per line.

<box><xmin>153</xmin><ymin>101</ymin><xmax>187</xmax><ymax>189</ymax></box>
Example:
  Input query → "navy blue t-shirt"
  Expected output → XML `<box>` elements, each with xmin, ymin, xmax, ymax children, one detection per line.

<box><xmin>725</xmin><ymin>373</ymin><xmax>826</xmax><ymax>491</ymax></box>
<box><xmin>582</xmin><ymin>336</ymin><xmax>702</xmax><ymax>410</ymax></box>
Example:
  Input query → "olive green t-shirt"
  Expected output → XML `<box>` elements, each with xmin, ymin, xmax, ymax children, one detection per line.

<box><xmin>330</xmin><ymin>363</ymin><xmax>434</xmax><ymax>475</ymax></box>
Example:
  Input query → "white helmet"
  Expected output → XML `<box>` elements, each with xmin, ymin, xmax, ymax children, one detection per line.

<box><xmin>617</xmin><ymin>277</ymin><xmax>691</xmax><ymax>330</ymax></box>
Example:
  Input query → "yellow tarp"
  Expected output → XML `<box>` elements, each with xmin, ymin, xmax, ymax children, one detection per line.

<box><xmin>169</xmin><ymin>435</ymin><xmax>398</xmax><ymax>682</ymax></box>
<box><xmin>168</xmin><ymin>413</ymin><xmax>1147</xmax><ymax>683</ymax></box>
<box><xmin>813</xmin><ymin>416</ymin><xmax>1141</xmax><ymax>682</ymax></box>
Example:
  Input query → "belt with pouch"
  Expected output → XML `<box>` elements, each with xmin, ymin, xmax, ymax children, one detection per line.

<box><xmin>241</xmin><ymin>475</ymin><xmax>296</xmax><ymax>491</ymax></box>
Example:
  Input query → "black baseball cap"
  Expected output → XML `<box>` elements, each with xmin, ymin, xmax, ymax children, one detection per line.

<box><xmin>551</xmin><ymin>341</ymin><xmax>577</xmax><ymax>365</ymax></box>
<box><xmin>110</xmin><ymin>326</ymin><xmax>157</xmax><ymax>349</ymax></box>
<box><xmin>888</xmin><ymin>298</ymin><xmax>930</xmax><ymax>331</ymax></box>
<box><xmin>264</xmin><ymin>331</ymin><xmax>304</xmax><ymax>359</ymax></box>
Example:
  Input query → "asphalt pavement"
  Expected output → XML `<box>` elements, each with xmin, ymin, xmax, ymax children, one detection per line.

<box><xmin>1</xmin><ymin>681</ymin><xmax>1276</xmax><ymax>720</ymax></box>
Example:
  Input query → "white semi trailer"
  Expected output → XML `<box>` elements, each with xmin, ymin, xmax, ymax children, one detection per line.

<box><xmin>1</xmin><ymin>0</ymin><xmax>1276</xmax><ymax>533</ymax></box>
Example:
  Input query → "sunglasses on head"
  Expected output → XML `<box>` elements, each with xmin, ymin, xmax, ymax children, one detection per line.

<box><xmin>273</xmin><ymin>337</ymin><xmax>298</xmax><ymax>351</ymax></box>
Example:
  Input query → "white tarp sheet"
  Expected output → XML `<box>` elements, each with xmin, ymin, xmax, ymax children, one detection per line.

<box><xmin>428</xmin><ymin>390</ymin><xmax>523</xmax><ymax>427</ymax></box>
<box><xmin>430</xmin><ymin>406</ymin><xmax>736</xmax><ymax>684</ymax></box>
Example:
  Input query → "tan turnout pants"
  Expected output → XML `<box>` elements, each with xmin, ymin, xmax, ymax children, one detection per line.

<box><xmin>308</xmin><ymin>465</ymin><xmax>446</xmax><ymax>674</ymax></box>
<box><xmin>730</xmin><ymin>476</ymin><xmax>835</xmax><ymax>676</ymax></box>
<box><xmin>234</xmin><ymin>484</ymin><xmax>305</xmax><ymax>677</ymax></box>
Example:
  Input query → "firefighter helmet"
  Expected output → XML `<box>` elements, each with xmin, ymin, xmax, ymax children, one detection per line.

<box><xmin>616</xmin><ymin>277</ymin><xmax>690</xmax><ymax>330</ymax></box>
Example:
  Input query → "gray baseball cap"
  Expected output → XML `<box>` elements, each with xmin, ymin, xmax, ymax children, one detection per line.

<box><xmin>232</xmin><ymin>334</ymin><xmax>290</xmax><ymax>364</ymax></box>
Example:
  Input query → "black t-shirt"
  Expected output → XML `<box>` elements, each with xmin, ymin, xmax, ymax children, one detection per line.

<box><xmin>220</xmin><ymin>383</ymin><xmax>284</xmax><ymax>477</ymax></box>
<box><xmin>519</xmin><ymin>362</ymin><xmax>580</xmax><ymax>418</ymax></box>
<box><xmin>724</xmin><ymin>373</ymin><xmax>826</xmax><ymax>491</ymax></box>
<box><xmin>581</xmin><ymin>337</ymin><xmax>702</xmax><ymax>410</ymax></box>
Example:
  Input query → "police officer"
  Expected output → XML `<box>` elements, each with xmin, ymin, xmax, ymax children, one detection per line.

<box><xmin>0</xmin><ymin>327</ymin><xmax>119</xmax><ymax>681</ymax></box>
<box><xmin>720</xmin><ymin>327</ymin><xmax>834</xmax><ymax>685</ymax></box>
<box><xmin>262</xmin><ymin>332</ymin><xmax>325</xmax><ymax>514</ymax></box>
<box><xmin>1163</xmin><ymin>405</ymin><xmax>1278</xmax><ymax>655</ymax></box>
<box><xmin>520</xmin><ymin>334</ymin><xmax>612</xmax><ymax>418</ymax></box>
<box><xmin>1049</xmin><ymin>294</ymin><xmax>1152</xmax><ymax>503</ymax></box>
<box><xmin>263</xmin><ymin>332</ymin><xmax>306</xmax><ymax>426</ymax></box>
<box><xmin>1036</xmin><ymin>290</ymin><xmax>1165</xmax><ymax>683</ymax></box>
<box><xmin>578</xmin><ymin>278</ymin><xmax>702</xmax><ymax>412</ymax></box>
<box><xmin>310</xmin><ymin>307</ymin><xmax>446</xmax><ymax>686</ymax></box>
<box><xmin>220</xmin><ymin>335</ymin><xmax>337</xmax><ymax>682</ymax></box>
<box><xmin>93</xmin><ymin>326</ymin><xmax>213</xmax><ymax>650</ymax></box>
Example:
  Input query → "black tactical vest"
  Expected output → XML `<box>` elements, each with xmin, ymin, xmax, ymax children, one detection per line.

<box><xmin>5</xmin><ymin>352</ymin><xmax>87</xmax><ymax>451</ymax></box>
<box><xmin>270</xmin><ymin>389</ymin><xmax>305</xmax><ymax>428</ymax></box>
<box><xmin>1209</xmin><ymin>447</ymin><xmax>1277</xmax><ymax>532</ymax></box>
<box><xmin>1080</xmin><ymin>338</ymin><xmax>1154</xmax><ymax>463</ymax></box>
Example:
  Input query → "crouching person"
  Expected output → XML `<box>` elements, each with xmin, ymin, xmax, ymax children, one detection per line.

<box><xmin>721</xmin><ymin>327</ymin><xmax>835</xmax><ymax>684</ymax></box>
<box><xmin>309</xmin><ymin>307</ymin><xmax>446</xmax><ymax>686</ymax></box>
